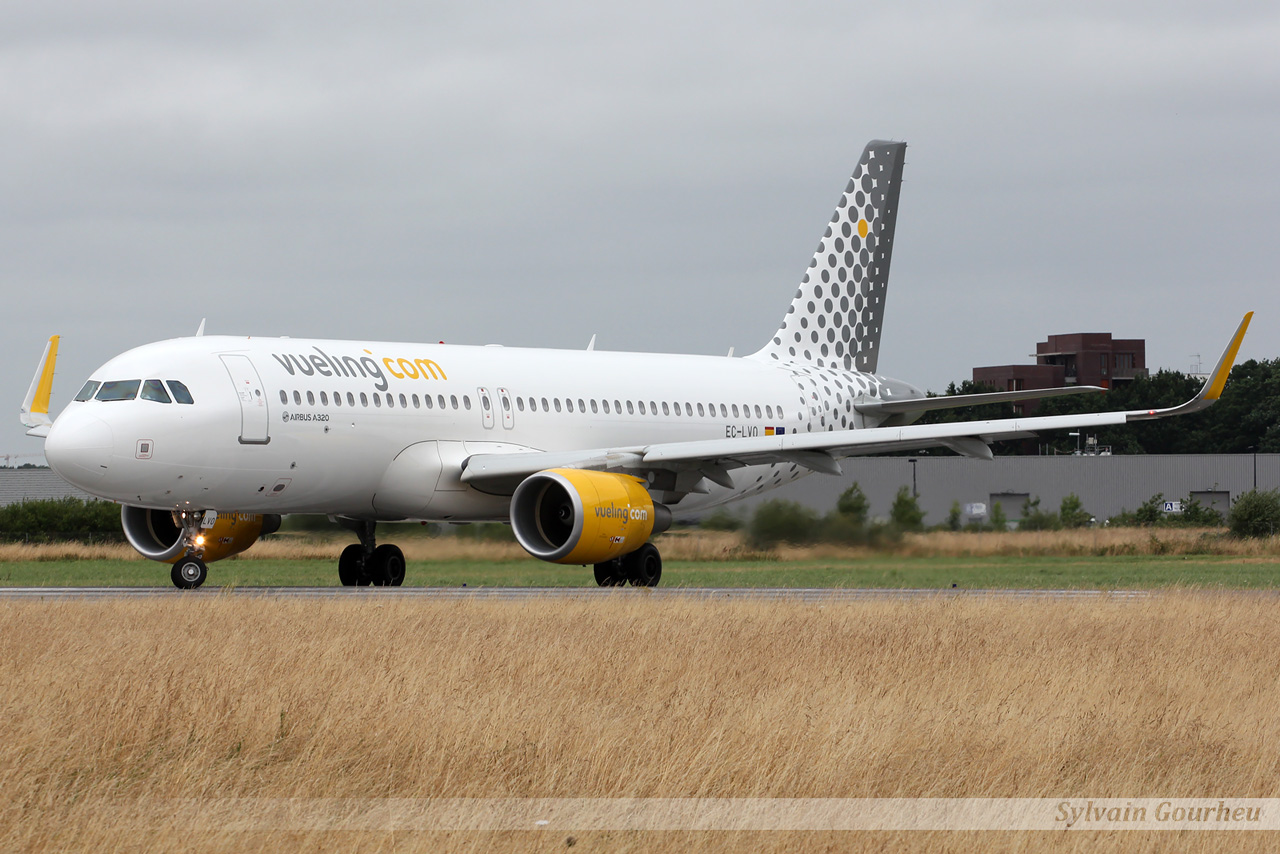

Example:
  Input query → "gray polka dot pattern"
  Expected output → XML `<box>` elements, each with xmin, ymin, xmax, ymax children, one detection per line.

<box><xmin>753</xmin><ymin>140</ymin><xmax>906</xmax><ymax>374</ymax></box>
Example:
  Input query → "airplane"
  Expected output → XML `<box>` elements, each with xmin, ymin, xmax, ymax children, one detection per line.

<box><xmin>19</xmin><ymin>140</ymin><xmax>1253</xmax><ymax>589</ymax></box>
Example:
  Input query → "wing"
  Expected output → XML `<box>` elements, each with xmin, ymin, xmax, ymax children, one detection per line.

<box><xmin>462</xmin><ymin>313</ymin><xmax>1252</xmax><ymax>498</ymax></box>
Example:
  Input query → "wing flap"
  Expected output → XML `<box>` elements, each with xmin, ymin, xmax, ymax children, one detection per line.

<box><xmin>854</xmin><ymin>384</ymin><xmax>1105</xmax><ymax>416</ymax></box>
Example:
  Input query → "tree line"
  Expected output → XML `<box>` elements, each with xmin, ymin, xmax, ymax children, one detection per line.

<box><xmin>919</xmin><ymin>358</ymin><xmax>1280</xmax><ymax>455</ymax></box>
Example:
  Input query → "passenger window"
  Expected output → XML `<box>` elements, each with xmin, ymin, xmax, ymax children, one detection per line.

<box><xmin>554</xmin><ymin>398</ymin><xmax>562</xmax><ymax>413</ymax></box>
<box><xmin>719</xmin><ymin>404</ymin><xmax>728</xmax><ymax>418</ymax></box>
<box><xmin>293</xmin><ymin>391</ymin><xmax>302</xmax><ymax>405</ymax></box>
<box><xmin>307</xmin><ymin>391</ymin><xmax>315</xmax><ymax>405</ymax></box>
<box><xmin>590</xmin><ymin>400</ymin><xmax>598</xmax><ymax>413</ymax></box>
<box><xmin>450</xmin><ymin>395</ymin><xmax>459</xmax><ymax>409</ymax></box>
<box><xmin>732</xmin><ymin>404</ymin><xmax>740</xmax><ymax>418</ymax></box>
<box><xmin>755</xmin><ymin>405</ymin><xmax>762</xmax><ymax>419</ymax></box>
<box><xmin>424</xmin><ymin>395</ymin><xmax>433</xmax><ymax>409</ymax></box>
<box><xmin>348</xmin><ymin>392</ymin><xmax>356</xmax><ymax>407</ymax></box>
<box><xmin>482</xmin><ymin>395</ymin><xmax>491</xmax><ymax>411</ymax></box>
<box><xmin>438</xmin><ymin>395</ymin><xmax>446</xmax><ymax>409</ymax></box>
<box><xmin>638</xmin><ymin>401</ymin><xmax>646</xmax><ymax>415</ymax></box>
<box><xmin>360</xmin><ymin>393</ymin><xmax>368</xmax><ymax>407</ymax></box>
<box><xmin>697</xmin><ymin>403</ymin><xmax>705</xmax><ymax>417</ymax></box>
<box><xmin>578</xmin><ymin>398</ymin><xmax>586</xmax><ymax>413</ymax></box>
<box><xmin>685</xmin><ymin>402</ymin><xmax>693</xmax><ymax>416</ymax></box>
<box><xmin>141</xmin><ymin>379</ymin><xmax>171</xmax><ymax>403</ymax></box>
<box><xmin>614</xmin><ymin>399</ymin><xmax>622</xmax><ymax>413</ymax></box>
<box><xmin>602</xmin><ymin>400</ymin><xmax>610</xmax><ymax>414</ymax></box>
<box><xmin>320</xmin><ymin>391</ymin><xmax>328</xmax><ymax>405</ymax></box>
<box><xmin>541</xmin><ymin>397</ymin><xmax>549</xmax><ymax>411</ymax></box>
<box><xmin>662</xmin><ymin>402</ymin><xmax>670</xmax><ymax>416</ymax></box>
<box><xmin>463</xmin><ymin>396</ymin><xmax>471</xmax><ymax>410</ymax></box>
<box><xmin>75</xmin><ymin>381</ymin><xmax>101</xmax><ymax>402</ymax></box>
<box><xmin>400</xmin><ymin>394</ymin><xmax>408</xmax><ymax>408</ymax></box>
<box><xmin>96</xmin><ymin>380</ymin><xmax>140</xmax><ymax>401</ymax></box>
<box><xmin>766</xmin><ymin>405</ymin><xmax>774</xmax><ymax>419</ymax></box>
<box><xmin>334</xmin><ymin>392</ymin><xmax>342</xmax><ymax>407</ymax></box>
<box><xmin>626</xmin><ymin>401</ymin><xmax>634</xmax><ymax>415</ymax></box>
<box><xmin>502</xmin><ymin>396</ymin><xmax>511</xmax><ymax>411</ymax></box>
<box><xmin>373</xmin><ymin>394</ymin><xmax>382</xmax><ymax>408</ymax></box>
<box><xmin>412</xmin><ymin>394</ymin><xmax>420</xmax><ymax>409</ymax></box>
<box><xmin>385</xmin><ymin>393</ymin><xmax>394</xmax><ymax>408</ymax></box>
<box><xmin>279</xmin><ymin>390</ymin><xmax>288</xmax><ymax>404</ymax></box>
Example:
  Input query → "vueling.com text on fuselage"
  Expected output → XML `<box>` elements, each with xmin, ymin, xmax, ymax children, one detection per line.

<box><xmin>271</xmin><ymin>346</ymin><xmax>447</xmax><ymax>392</ymax></box>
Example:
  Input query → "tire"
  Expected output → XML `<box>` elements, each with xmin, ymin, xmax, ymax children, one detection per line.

<box><xmin>624</xmin><ymin>543</ymin><xmax>662</xmax><ymax>587</ymax></box>
<box><xmin>171</xmin><ymin>555</ymin><xmax>207</xmax><ymax>589</ymax></box>
<box><xmin>370</xmin><ymin>544</ymin><xmax>406</xmax><ymax>587</ymax></box>
<box><xmin>338</xmin><ymin>544</ymin><xmax>364</xmax><ymax>586</ymax></box>
<box><xmin>594</xmin><ymin>558</ymin><xmax>626</xmax><ymax>587</ymax></box>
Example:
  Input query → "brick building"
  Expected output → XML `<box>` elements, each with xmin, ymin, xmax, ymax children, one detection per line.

<box><xmin>973</xmin><ymin>333</ymin><xmax>1147</xmax><ymax>414</ymax></box>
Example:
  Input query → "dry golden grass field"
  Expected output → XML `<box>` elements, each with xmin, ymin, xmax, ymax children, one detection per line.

<box><xmin>3</xmin><ymin>592</ymin><xmax>1279</xmax><ymax>852</ymax></box>
<box><xmin>2</xmin><ymin>526</ymin><xmax>1276</xmax><ymax>564</ymax></box>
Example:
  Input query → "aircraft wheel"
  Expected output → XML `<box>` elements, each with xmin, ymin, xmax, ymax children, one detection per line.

<box><xmin>172</xmin><ymin>555</ymin><xmax>208</xmax><ymax>590</ymax></box>
<box><xmin>624</xmin><ymin>543</ymin><xmax>662</xmax><ymax>587</ymax></box>
<box><xmin>338</xmin><ymin>544</ymin><xmax>364</xmax><ymax>586</ymax></box>
<box><xmin>369</xmin><ymin>544</ymin><xmax>406</xmax><ymax>587</ymax></box>
<box><xmin>594</xmin><ymin>558</ymin><xmax>626</xmax><ymax>587</ymax></box>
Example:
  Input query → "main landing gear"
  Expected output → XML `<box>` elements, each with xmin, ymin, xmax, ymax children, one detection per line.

<box><xmin>593</xmin><ymin>542</ymin><xmax>662</xmax><ymax>588</ymax></box>
<box><xmin>337</xmin><ymin>520</ymin><xmax>406</xmax><ymax>587</ymax></box>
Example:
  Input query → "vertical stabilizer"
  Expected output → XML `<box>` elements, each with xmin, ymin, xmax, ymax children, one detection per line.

<box><xmin>752</xmin><ymin>140</ymin><xmax>906</xmax><ymax>373</ymax></box>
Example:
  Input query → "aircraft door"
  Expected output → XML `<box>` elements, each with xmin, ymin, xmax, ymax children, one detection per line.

<box><xmin>497</xmin><ymin>388</ymin><xmax>514</xmax><ymax>429</ymax></box>
<box><xmin>477</xmin><ymin>387</ymin><xmax>495</xmax><ymax>429</ymax></box>
<box><xmin>220</xmin><ymin>354</ymin><xmax>270</xmax><ymax>444</ymax></box>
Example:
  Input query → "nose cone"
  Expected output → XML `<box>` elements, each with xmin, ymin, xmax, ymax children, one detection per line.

<box><xmin>45</xmin><ymin>411</ymin><xmax>114</xmax><ymax>485</ymax></box>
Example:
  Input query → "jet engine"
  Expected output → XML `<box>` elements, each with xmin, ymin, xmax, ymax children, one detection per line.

<box><xmin>121</xmin><ymin>506</ymin><xmax>281</xmax><ymax>563</ymax></box>
<box><xmin>510</xmin><ymin>469</ymin><xmax>671</xmax><ymax>565</ymax></box>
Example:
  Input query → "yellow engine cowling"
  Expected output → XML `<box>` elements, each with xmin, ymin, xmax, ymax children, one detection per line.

<box><xmin>121</xmin><ymin>506</ymin><xmax>281</xmax><ymax>563</ymax></box>
<box><xmin>510</xmin><ymin>469</ymin><xmax>671</xmax><ymax>565</ymax></box>
<box><xmin>182</xmin><ymin>512</ymin><xmax>279</xmax><ymax>563</ymax></box>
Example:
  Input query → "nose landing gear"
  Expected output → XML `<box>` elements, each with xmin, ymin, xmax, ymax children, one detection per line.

<box><xmin>171</xmin><ymin>555</ymin><xmax>208</xmax><ymax>589</ymax></box>
<box><xmin>336</xmin><ymin>520</ymin><xmax>406</xmax><ymax>587</ymax></box>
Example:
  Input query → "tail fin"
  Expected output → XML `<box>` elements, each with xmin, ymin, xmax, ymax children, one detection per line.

<box><xmin>752</xmin><ymin>140</ymin><xmax>906</xmax><ymax>373</ymax></box>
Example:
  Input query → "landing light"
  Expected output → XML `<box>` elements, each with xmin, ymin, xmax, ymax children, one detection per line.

<box><xmin>195</xmin><ymin>535</ymin><xmax>205</xmax><ymax>547</ymax></box>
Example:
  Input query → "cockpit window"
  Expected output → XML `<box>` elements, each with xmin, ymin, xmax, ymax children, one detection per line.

<box><xmin>74</xmin><ymin>381</ymin><xmax>101</xmax><ymax>402</ymax></box>
<box><xmin>140</xmin><ymin>380</ymin><xmax>171</xmax><ymax>403</ymax></box>
<box><xmin>167</xmin><ymin>381</ymin><xmax>194</xmax><ymax>405</ymax></box>
<box><xmin>95</xmin><ymin>380</ymin><xmax>141</xmax><ymax>401</ymax></box>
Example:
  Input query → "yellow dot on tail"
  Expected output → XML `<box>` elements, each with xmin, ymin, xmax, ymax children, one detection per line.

<box><xmin>858</xmin><ymin>219</ymin><xmax>869</xmax><ymax>238</ymax></box>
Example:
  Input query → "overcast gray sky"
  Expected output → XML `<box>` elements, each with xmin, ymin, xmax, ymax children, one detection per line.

<box><xmin>4</xmin><ymin>1</ymin><xmax>1277</xmax><ymax>461</ymax></box>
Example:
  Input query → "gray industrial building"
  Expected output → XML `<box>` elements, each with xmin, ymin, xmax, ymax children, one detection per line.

<box><xmin>2</xmin><ymin>457</ymin><xmax>1278</xmax><ymax>526</ymax></box>
<box><xmin>729</xmin><ymin>454</ymin><xmax>1279</xmax><ymax>525</ymax></box>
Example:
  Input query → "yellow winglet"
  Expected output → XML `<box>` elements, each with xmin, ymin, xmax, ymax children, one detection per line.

<box><xmin>1203</xmin><ymin>312</ymin><xmax>1252</xmax><ymax>401</ymax></box>
<box><xmin>20</xmin><ymin>335</ymin><xmax>60</xmax><ymax>433</ymax></box>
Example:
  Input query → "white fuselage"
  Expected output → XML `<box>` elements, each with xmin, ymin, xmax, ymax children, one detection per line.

<box><xmin>44</xmin><ymin>335</ymin><xmax>916</xmax><ymax>520</ymax></box>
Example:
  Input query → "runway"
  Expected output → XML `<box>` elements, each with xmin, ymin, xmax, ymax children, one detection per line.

<box><xmin>0</xmin><ymin>586</ymin><xmax>1158</xmax><ymax>601</ymax></box>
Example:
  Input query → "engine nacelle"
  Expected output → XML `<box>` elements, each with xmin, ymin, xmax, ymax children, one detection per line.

<box><xmin>121</xmin><ymin>506</ymin><xmax>281</xmax><ymax>563</ymax></box>
<box><xmin>510</xmin><ymin>469</ymin><xmax>671</xmax><ymax>565</ymax></box>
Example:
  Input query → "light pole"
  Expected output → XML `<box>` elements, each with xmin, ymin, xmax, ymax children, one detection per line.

<box><xmin>908</xmin><ymin>458</ymin><xmax>918</xmax><ymax>498</ymax></box>
<box><xmin>1069</xmin><ymin>431</ymin><xmax>1081</xmax><ymax>455</ymax></box>
<box><xmin>1249</xmin><ymin>446</ymin><xmax>1257</xmax><ymax>491</ymax></box>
